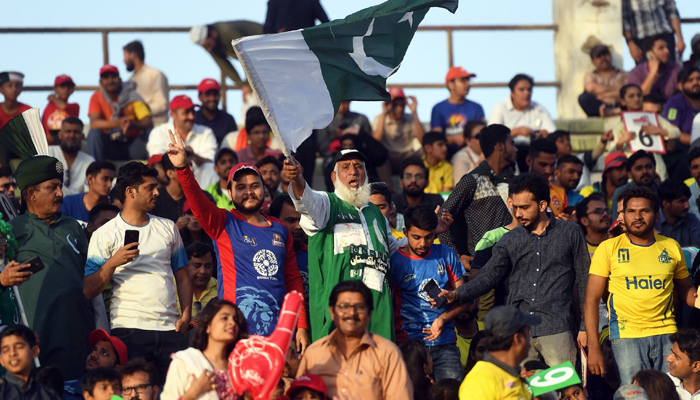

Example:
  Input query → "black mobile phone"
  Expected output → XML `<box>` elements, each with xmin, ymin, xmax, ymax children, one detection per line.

<box><xmin>24</xmin><ymin>256</ymin><xmax>45</xmax><ymax>274</ymax></box>
<box><xmin>124</xmin><ymin>230</ymin><xmax>140</xmax><ymax>247</ymax></box>
<box><xmin>563</xmin><ymin>206</ymin><xmax>576</xmax><ymax>215</ymax></box>
<box><xmin>424</xmin><ymin>279</ymin><xmax>447</xmax><ymax>309</ymax></box>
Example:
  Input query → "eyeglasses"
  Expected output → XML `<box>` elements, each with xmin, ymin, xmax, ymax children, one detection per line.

<box><xmin>121</xmin><ymin>384</ymin><xmax>152</xmax><ymax>395</ymax></box>
<box><xmin>335</xmin><ymin>303</ymin><xmax>369</xmax><ymax>314</ymax></box>
<box><xmin>588</xmin><ymin>208</ymin><xmax>609</xmax><ymax>216</ymax></box>
<box><xmin>370</xmin><ymin>182</ymin><xmax>387</xmax><ymax>188</ymax></box>
<box><xmin>1</xmin><ymin>182</ymin><xmax>16</xmax><ymax>191</ymax></box>
<box><xmin>403</xmin><ymin>174</ymin><xmax>425</xmax><ymax>181</ymax></box>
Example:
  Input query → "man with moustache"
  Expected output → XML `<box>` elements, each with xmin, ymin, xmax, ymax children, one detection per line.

<box><xmin>10</xmin><ymin>155</ymin><xmax>94</xmax><ymax>380</ymax></box>
<box><xmin>611</xmin><ymin>150</ymin><xmax>659</xmax><ymax>221</ymax></box>
<box><xmin>665</xmin><ymin>67</ymin><xmax>700</xmax><ymax>145</ymax></box>
<box><xmin>167</xmin><ymin>129</ymin><xmax>311</xmax><ymax>352</ymax></box>
<box><xmin>585</xmin><ymin>187</ymin><xmax>699</xmax><ymax>384</ymax></box>
<box><xmin>194</xmin><ymin>78</ymin><xmax>238</xmax><ymax>144</ymax></box>
<box><xmin>285</xmin><ymin>149</ymin><xmax>437</xmax><ymax>341</ymax></box>
<box><xmin>123</xmin><ymin>41</ymin><xmax>170</xmax><ymax>126</ymax></box>
<box><xmin>578</xmin><ymin>44</ymin><xmax>627</xmax><ymax>117</ymax></box>
<box><xmin>48</xmin><ymin>117</ymin><xmax>95</xmax><ymax>195</ymax></box>
<box><xmin>656</xmin><ymin>179</ymin><xmax>700</xmax><ymax>247</ymax></box>
<box><xmin>576</xmin><ymin>194</ymin><xmax>612</xmax><ymax>258</ymax></box>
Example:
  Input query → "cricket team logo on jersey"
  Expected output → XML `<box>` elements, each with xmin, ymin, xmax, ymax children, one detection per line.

<box><xmin>437</xmin><ymin>264</ymin><xmax>445</xmax><ymax>275</ymax></box>
<box><xmin>253</xmin><ymin>249</ymin><xmax>279</xmax><ymax>279</ymax></box>
<box><xmin>659</xmin><ymin>249</ymin><xmax>671</xmax><ymax>264</ymax></box>
<box><xmin>244</xmin><ymin>236</ymin><xmax>257</xmax><ymax>246</ymax></box>
<box><xmin>618</xmin><ymin>249</ymin><xmax>630</xmax><ymax>263</ymax></box>
<box><xmin>272</xmin><ymin>234</ymin><xmax>284</xmax><ymax>247</ymax></box>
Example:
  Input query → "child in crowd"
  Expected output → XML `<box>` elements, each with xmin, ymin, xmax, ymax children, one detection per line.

<box><xmin>42</xmin><ymin>74</ymin><xmax>80</xmax><ymax>143</ymax></box>
<box><xmin>422</xmin><ymin>131</ymin><xmax>453</xmax><ymax>194</ymax></box>
<box><xmin>428</xmin><ymin>379</ymin><xmax>460</xmax><ymax>400</ymax></box>
<box><xmin>558</xmin><ymin>383</ymin><xmax>588</xmax><ymax>400</ymax></box>
<box><xmin>0</xmin><ymin>324</ymin><xmax>60</xmax><ymax>399</ymax></box>
<box><xmin>81</xmin><ymin>367</ymin><xmax>122</xmax><ymax>400</ymax></box>
<box><xmin>286</xmin><ymin>374</ymin><xmax>327</xmax><ymax>400</ymax></box>
<box><xmin>0</xmin><ymin>71</ymin><xmax>31</xmax><ymax>127</ymax></box>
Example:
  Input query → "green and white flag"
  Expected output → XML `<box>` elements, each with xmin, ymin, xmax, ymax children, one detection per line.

<box><xmin>232</xmin><ymin>0</ymin><xmax>458</xmax><ymax>153</ymax></box>
<box><xmin>0</xmin><ymin>108</ymin><xmax>49</xmax><ymax>159</ymax></box>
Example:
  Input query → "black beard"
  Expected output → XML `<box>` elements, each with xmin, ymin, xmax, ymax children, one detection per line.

<box><xmin>684</xmin><ymin>90</ymin><xmax>700</xmax><ymax>100</ymax></box>
<box><xmin>234</xmin><ymin>197</ymin><xmax>263</xmax><ymax>214</ymax></box>
<box><xmin>125</xmin><ymin>62</ymin><xmax>135</xmax><ymax>72</ymax></box>
<box><xmin>60</xmin><ymin>142</ymin><xmax>81</xmax><ymax>155</ymax></box>
<box><xmin>404</xmin><ymin>188</ymin><xmax>423</xmax><ymax>197</ymax></box>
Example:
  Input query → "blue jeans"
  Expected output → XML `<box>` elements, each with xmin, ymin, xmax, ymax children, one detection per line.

<box><xmin>428</xmin><ymin>344</ymin><xmax>464</xmax><ymax>382</ymax></box>
<box><xmin>611</xmin><ymin>334</ymin><xmax>673</xmax><ymax>385</ymax></box>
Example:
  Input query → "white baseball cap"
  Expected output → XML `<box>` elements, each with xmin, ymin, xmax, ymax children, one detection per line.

<box><xmin>190</xmin><ymin>25</ymin><xmax>208</xmax><ymax>46</ymax></box>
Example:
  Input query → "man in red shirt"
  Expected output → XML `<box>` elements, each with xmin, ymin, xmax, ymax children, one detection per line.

<box><xmin>42</xmin><ymin>74</ymin><xmax>80</xmax><ymax>144</ymax></box>
<box><xmin>0</xmin><ymin>71</ymin><xmax>31</xmax><ymax>127</ymax></box>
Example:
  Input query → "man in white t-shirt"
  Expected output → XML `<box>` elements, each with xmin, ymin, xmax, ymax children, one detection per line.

<box><xmin>668</xmin><ymin>329</ymin><xmax>700</xmax><ymax>400</ymax></box>
<box><xmin>48</xmin><ymin>117</ymin><xmax>95</xmax><ymax>195</ymax></box>
<box><xmin>83</xmin><ymin>161</ymin><xmax>192</xmax><ymax>385</ymax></box>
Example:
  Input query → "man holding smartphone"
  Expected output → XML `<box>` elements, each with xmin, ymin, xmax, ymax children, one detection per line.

<box><xmin>390</xmin><ymin>205</ymin><xmax>467</xmax><ymax>382</ymax></box>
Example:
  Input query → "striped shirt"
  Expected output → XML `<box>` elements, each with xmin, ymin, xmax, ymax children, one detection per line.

<box><xmin>622</xmin><ymin>0</ymin><xmax>679</xmax><ymax>39</ymax></box>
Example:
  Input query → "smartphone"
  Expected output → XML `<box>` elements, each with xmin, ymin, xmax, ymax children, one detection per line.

<box><xmin>24</xmin><ymin>256</ymin><xmax>45</xmax><ymax>274</ymax></box>
<box><xmin>424</xmin><ymin>279</ymin><xmax>447</xmax><ymax>309</ymax></box>
<box><xmin>124</xmin><ymin>230</ymin><xmax>139</xmax><ymax>247</ymax></box>
<box><xmin>563</xmin><ymin>206</ymin><xmax>576</xmax><ymax>215</ymax></box>
<box><xmin>646</xmin><ymin>50</ymin><xmax>656</xmax><ymax>61</ymax></box>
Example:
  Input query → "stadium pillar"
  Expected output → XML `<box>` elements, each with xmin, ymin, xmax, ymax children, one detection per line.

<box><xmin>553</xmin><ymin>0</ymin><xmax>623</xmax><ymax>119</ymax></box>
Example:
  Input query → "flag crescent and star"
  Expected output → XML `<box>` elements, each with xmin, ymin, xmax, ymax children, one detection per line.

<box><xmin>232</xmin><ymin>0</ymin><xmax>458</xmax><ymax>154</ymax></box>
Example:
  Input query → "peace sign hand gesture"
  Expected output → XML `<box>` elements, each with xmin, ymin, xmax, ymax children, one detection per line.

<box><xmin>167</xmin><ymin>129</ymin><xmax>189</xmax><ymax>169</ymax></box>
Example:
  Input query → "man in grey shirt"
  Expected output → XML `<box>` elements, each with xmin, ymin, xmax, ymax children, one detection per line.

<box><xmin>436</xmin><ymin>173</ymin><xmax>590</xmax><ymax>367</ymax></box>
<box><xmin>656</xmin><ymin>179</ymin><xmax>700</xmax><ymax>247</ymax></box>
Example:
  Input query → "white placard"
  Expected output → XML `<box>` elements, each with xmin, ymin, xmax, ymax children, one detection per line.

<box><xmin>622</xmin><ymin>111</ymin><xmax>666</xmax><ymax>154</ymax></box>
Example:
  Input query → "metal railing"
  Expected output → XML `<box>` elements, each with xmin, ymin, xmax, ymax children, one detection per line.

<box><xmin>1</xmin><ymin>18</ymin><xmax>698</xmax><ymax>110</ymax></box>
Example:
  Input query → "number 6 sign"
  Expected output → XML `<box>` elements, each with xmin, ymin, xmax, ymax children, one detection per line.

<box><xmin>525</xmin><ymin>361</ymin><xmax>581</xmax><ymax>397</ymax></box>
<box><xmin>622</xmin><ymin>111</ymin><xmax>666</xmax><ymax>154</ymax></box>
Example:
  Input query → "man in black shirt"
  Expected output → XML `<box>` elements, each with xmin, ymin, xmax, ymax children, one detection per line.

<box><xmin>392</xmin><ymin>156</ymin><xmax>444</xmax><ymax>214</ymax></box>
<box><xmin>194</xmin><ymin>79</ymin><xmax>238</xmax><ymax>145</ymax></box>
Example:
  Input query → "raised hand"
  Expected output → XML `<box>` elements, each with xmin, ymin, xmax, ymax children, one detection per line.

<box><xmin>434</xmin><ymin>206</ymin><xmax>453</xmax><ymax>235</ymax></box>
<box><xmin>167</xmin><ymin>129</ymin><xmax>189</xmax><ymax>169</ymax></box>
<box><xmin>407</xmin><ymin>96</ymin><xmax>418</xmax><ymax>114</ymax></box>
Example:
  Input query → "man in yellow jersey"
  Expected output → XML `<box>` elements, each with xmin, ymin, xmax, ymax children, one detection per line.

<box><xmin>460</xmin><ymin>305</ymin><xmax>539</xmax><ymax>400</ymax></box>
<box><xmin>585</xmin><ymin>186</ymin><xmax>699</xmax><ymax>385</ymax></box>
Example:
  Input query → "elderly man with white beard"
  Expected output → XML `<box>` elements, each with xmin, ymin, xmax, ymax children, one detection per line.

<box><xmin>285</xmin><ymin>149</ymin><xmax>452</xmax><ymax>342</ymax></box>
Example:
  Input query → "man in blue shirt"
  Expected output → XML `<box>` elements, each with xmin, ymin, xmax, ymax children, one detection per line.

<box><xmin>656</xmin><ymin>179</ymin><xmax>700</xmax><ymax>247</ymax></box>
<box><xmin>430</xmin><ymin>66</ymin><xmax>485</xmax><ymax>149</ymax></box>
<box><xmin>194</xmin><ymin>78</ymin><xmax>238</xmax><ymax>145</ymax></box>
<box><xmin>390</xmin><ymin>205</ymin><xmax>467</xmax><ymax>382</ymax></box>
<box><xmin>61</xmin><ymin>161</ymin><xmax>115</xmax><ymax>223</ymax></box>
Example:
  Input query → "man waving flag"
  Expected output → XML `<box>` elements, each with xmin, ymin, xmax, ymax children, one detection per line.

<box><xmin>232</xmin><ymin>0</ymin><xmax>458</xmax><ymax>154</ymax></box>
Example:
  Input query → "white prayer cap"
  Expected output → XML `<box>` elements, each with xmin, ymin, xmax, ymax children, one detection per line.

<box><xmin>190</xmin><ymin>25</ymin><xmax>208</xmax><ymax>46</ymax></box>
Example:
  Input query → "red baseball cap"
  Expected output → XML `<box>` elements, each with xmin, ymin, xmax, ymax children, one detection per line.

<box><xmin>603</xmin><ymin>152</ymin><xmax>628</xmax><ymax>174</ymax></box>
<box><xmin>388</xmin><ymin>87</ymin><xmax>406</xmax><ymax>100</ymax></box>
<box><xmin>228</xmin><ymin>162</ymin><xmax>262</xmax><ymax>183</ymax></box>
<box><xmin>147</xmin><ymin>154</ymin><xmax>163</xmax><ymax>168</ymax></box>
<box><xmin>197</xmin><ymin>78</ymin><xmax>221</xmax><ymax>93</ymax></box>
<box><xmin>286</xmin><ymin>374</ymin><xmax>327</xmax><ymax>399</ymax></box>
<box><xmin>170</xmin><ymin>95</ymin><xmax>196</xmax><ymax>111</ymax></box>
<box><xmin>99</xmin><ymin>65</ymin><xmax>119</xmax><ymax>77</ymax></box>
<box><xmin>54</xmin><ymin>74</ymin><xmax>74</xmax><ymax>87</ymax></box>
<box><xmin>445</xmin><ymin>66</ymin><xmax>476</xmax><ymax>83</ymax></box>
<box><xmin>88</xmin><ymin>329</ymin><xmax>128</xmax><ymax>366</ymax></box>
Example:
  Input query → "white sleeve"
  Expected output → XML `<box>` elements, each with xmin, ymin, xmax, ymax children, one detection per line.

<box><xmin>198</xmin><ymin>128</ymin><xmax>218</xmax><ymax>161</ymax></box>
<box><xmin>146</xmin><ymin>126</ymin><xmax>168</xmax><ymax>158</ymax></box>
<box><xmin>289</xmin><ymin>181</ymin><xmax>330</xmax><ymax>235</ymax></box>
<box><xmin>160</xmin><ymin>358</ymin><xmax>189</xmax><ymax>400</ymax></box>
<box><xmin>488</xmin><ymin>101</ymin><xmax>504</xmax><ymax>125</ymax></box>
<box><xmin>538</xmin><ymin>105</ymin><xmax>557</xmax><ymax>133</ymax></box>
<box><xmin>691</xmin><ymin>114</ymin><xmax>700</xmax><ymax>145</ymax></box>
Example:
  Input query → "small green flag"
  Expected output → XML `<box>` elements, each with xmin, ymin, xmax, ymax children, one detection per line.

<box><xmin>526</xmin><ymin>361</ymin><xmax>581</xmax><ymax>397</ymax></box>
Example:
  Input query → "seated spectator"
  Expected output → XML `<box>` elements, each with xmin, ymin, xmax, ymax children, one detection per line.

<box><xmin>431</xmin><ymin>66</ymin><xmax>485</xmax><ymax>148</ymax></box>
<box><xmin>579</xmin><ymin>44</ymin><xmax>627</xmax><ymax>117</ymax></box>
<box><xmin>489</xmin><ymin>73</ymin><xmax>556</xmax><ymax>170</ymax></box>
<box><xmin>177</xmin><ymin>242</ymin><xmax>217</xmax><ymax>322</ymax></box>
<box><xmin>124</xmin><ymin>40</ymin><xmax>170</xmax><ymax>126</ymax></box>
<box><xmin>422</xmin><ymin>131</ymin><xmax>453</xmax><ymax>194</ymax></box>
<box><xmin>392</xmin><ymin>157</ymin><xmax>444</xmax><ymax>214</ymax></box>
<box><xmin>627</xmin><ymin>34</ymin><xmax>683</xmax><ymax>101</ymax></box>
<box><xmin>86</xmin><ymin>203</ymin><xmax>120</xmax><ymax>241</ymax></box>
<box><xmin>453</xmin><ymin>297</ymin><xmax>484</xmax><ymax>374</ymax></box>
<box><xmin>667</xmin><ymin>329</ymin><xmax>700</xmax><ymax>399</ymax></box>
<box><xmin>195</xmin><ymin>78</ymin><xmax>237</xmax><ymax>144</ymax></box>
<box><xmin>237</xmin><ymin>106</ymin><xmax>281</xmax><ymax>165</ymax></box>
<box><xmin>64</xmin><ymin>329</ymin><xmax>128</xmax><ymax>400</ymax></box>
<box><xmin>460</xmin><ymin>306</ymin><xmax>541</xmax><ymax>399</ymax></box>
<box><xmin>686</xmin><ymin>34</ymin><xmax>700</xmax><ymax>69</ymax></box>
<box><xmin>88</xmin><ymin>65</ymin><xmax>153</xmax><ymax>161</ymax></box>
<box><xmin>323</xmin><ymin>127</ymin><xmax>387</xmax><ymax>191</ymax></box>
<box><xmin>558</xmin><ymin>383</ymin><xmax>588</xmax><ymax>400</ymax></box>
<box><xmin>0</xmin><ymin>325</ymin><xmax>60</xmax><ymax>400</ymax></box>
<box><xmin>463</xmin><ymin>331</ymin><xmax>487</xmax><ymax>375</ymax></box>
<box><xmin>549</xmin><ymin>130</ymin><xmax>591</xmax><ymax>190</ymax></box>
<box><xmin>580</xmin><ymin>152</ymin><xmax>629</xmax><ymax>209</ymax></box>
<box><xmin>666</xmin><ymin>66</ymin><xmax>700</xmax><ymax>148</ymax></box>
<box><xmin>451</xmin><ymin>120</ymin><xmax>485</xmax><ymax>185</ymax></box>
<box><xmin>632</xmin><ymin>369</ymin><xmax>680</xmax><ymax>400</ymax></box>
<box><xmin>399</xmin><ymin>339</ymin><xmax>433</xmax><ymax>400</ymax></box>
<box><xmin>371</xmin><ymin>87</ymin><xmax>424</xmax><ymax>173</ymax></box>
<box><xmin>84</xmin><ymin>161</ymin><xmax>192</xmax><ymax>384</ymax></box>
<box><xmin>369</xmin><ymin>183</ymin><xmax>404</xmax><ymax>240</ymax></box>
<box><xmin>285</xmin><ymin>374</ymin><xmax>327</xmax><ymax>400</ymax></box>
<box><xmin>429</xmin><ymin>379</ymin><xmax>460</xmax><ymax>400</ymax></box>
<box><xmin>147</xmin><ymin>95</ymin><xmax>218</xmax><ymax>188</ymax></box>
<box><xmin>48</xmin><ymin>117</ymin><xmax>96</xmax><ymax>195</ymax></box>
<box><xmin>553</xmin><ymin>154</ymin><xmax>585</xmax><ymax>206</ymax></box>
<box><xmin>42</xmin><ymin>74</ymin><xmax>80</xmax><ymax>143</ymax></box>
<box><xmin>313</xmin><ymin>100</ymin><xmax>372</xmax><ymax>159</ymax></box>
<box><xmin>391</xmin><ymin>206</ymin><xmax>466</xmax><ymax>381</ymax></box>
<box><xmin>257</xmin><ymin>155</ymin><xmax>282</xmax><ymax>195</ymax></box>
<box><xmin>120</xmin><ymin>358</ymin><xmax>160</xmax><ymax>400</ymax></box>
<box><xmin>656</xmin><ymin>179</ymin><xmax>700</xmax><ymax>247</ymax></box>
<box><xmin>81</xmin><ymin>368</ymin><xmax>121</xmax><ymax>400</ymax></box>
<box><xmin>179</xmin><ymin>201</ymin><xmax>213</xmax><ymax>248</ymax></box>
<box><xmin>297</xmin><ymin>280</ymin><xmax>412</xmax><ymax>400</ymax></box>
<box><xmin>204</xmin><ymin>148</ymin><xmax>237</xmax><ymax>209</ymax></box>
<box><xmin>161</xmin><ymin>299</ymin><xmax>247</xmax><ymax>399</ymax></box>
<box><xmin>0</xmin><ymin>71</ymin><xmax>30</xmax><ymax>128</ymax></box>
<box><xmin>61</xmin><ymin>161</ymin><xmax>115</xmax><ymax>223</ymax></box>
<box><xmin>153</xmin><ymin>153</ymin><xmax>215</xmax><ymax>223</ymax></box>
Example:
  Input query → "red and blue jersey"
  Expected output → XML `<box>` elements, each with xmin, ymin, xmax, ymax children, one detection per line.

<box><xmin>177</xmin><ymin>167</ymin><xmax>308</xmax><ymax>336</ymax></box>
<box><xmin>390</xmin><ymin>244</ymin><xmax>465</xmax><ymax>346</ymax></box>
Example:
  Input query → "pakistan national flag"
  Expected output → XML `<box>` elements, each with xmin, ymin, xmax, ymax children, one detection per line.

<box><xmin>232</xmin><ymin>0</ymin><xmax>458</xmax><ymax>153</ymax></box>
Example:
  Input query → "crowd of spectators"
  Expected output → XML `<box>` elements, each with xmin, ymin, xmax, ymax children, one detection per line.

<box><xmin>2</xmin><ymin>0</ymin><xmax>700</xmax><ymax>399</ymax></box>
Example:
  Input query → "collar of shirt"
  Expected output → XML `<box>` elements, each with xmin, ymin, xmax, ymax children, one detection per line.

<box><xmin>200</xmin><ymin>278</ymin><xmax>218</xmax><ymax>298</ymax></box>
<box><xmin>325</xmin><ymin>329</ymin><xmax>377</xmax><ymax>354</ymax></box>
<box><xmin>26</xmin><ymin>210</ymin><xmax>64</xmax><ymax>225</ymax></box>
<box><xmin>482</xmin><ymin>352</ymin><xmax>521</xmax><ymax>377</ymax></box>
<box><xmin>4</xmin><ymin>371</ymin><xmax>31</xmax><ymax>391</ymax></box>
<box><xmin>422</xmin><ymin>155</ymin><xmax>446</xmax><ymax>170</ymax></box>
<box><xmin>659</xmin><ymin>211</ymin><xmax>688</xmax><ymax>228</ymax></box>
<box><xmin>514</xmin><ymin>215</ymin><xmax>556</xmax><ymax>237</ymax></box>
<box><xmin>506</xmin><ymin>97</ymin><xmax>535</xmax><ymax>112</ymax></box>
<box><xmin>472</xmin><ymin>161</ymin><xmax>514</xmax><ymax>184</ymax></box>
